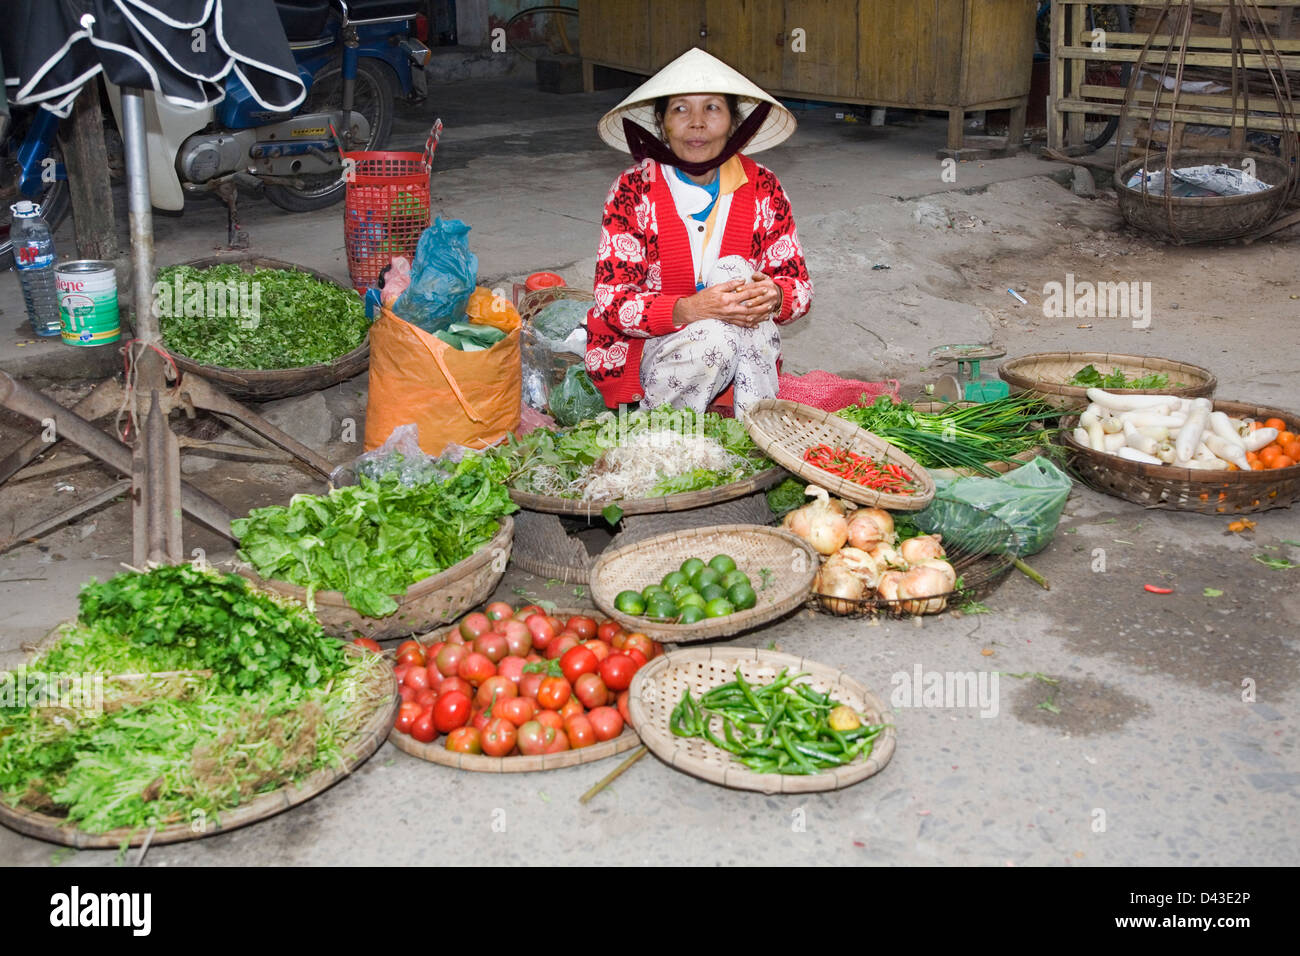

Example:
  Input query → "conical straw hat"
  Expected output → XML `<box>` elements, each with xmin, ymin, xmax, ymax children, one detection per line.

<box><xmin>597</xmin><ymin>47</ymin><xmax>796</xmax><ymax>155</ymax></box>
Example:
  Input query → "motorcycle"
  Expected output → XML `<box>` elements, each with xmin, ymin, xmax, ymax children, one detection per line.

<box><xmin>1</xmin><ymin>0</ymin><xmax>430</xmax><ymax>257</ymax></box>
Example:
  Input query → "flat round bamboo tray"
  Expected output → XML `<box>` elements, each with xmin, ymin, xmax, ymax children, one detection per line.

<box><xmin>519</xmin><ymin>285</ymin><xmax>592</xmax><ymax>395</ymax></box>
<box><xmin>589</xmin><ymin>525</ymin><xmax>818</xmax><ymax>643</ymax></box>
<box><xmin>628</xmin><ymin>647</ymin><xmax>895</xmax><ymax>794</ymax></box>
<box><xmin>508</xmin><ymin>464</ymin><xmax>786</xmax><ymax>516</ymax></box>
<box><xmin>1059</xmin><ymin>399</ymin><xmax>1300</xmax><ymax>514</ymax></box>
<box><xmin>238</xmin><ymin>518</ymin><xmax>513</xmax><ymax>641</ymax></box>
<box><xmin>809</xmin><ymin>497</ymin><xmax>1020</xmax><ymax>618</ymax></box>
<box><xmin>743</xmin><ymin>399</ymin><xmax>935</xmax><ymax>509</ymax></box>
<box><xmin>910</xmin><ymin>401</ymin><xmax>1047</xmax><ymax>478</ymax></box>
<box><xmin>158</xmin><ymin>254</ymin><xmax>370</xmax><ymax>402</ymax></box>
<box><xmin>998</xmin><ymin>352</ymin><xmax>1216</xmax><ymax>412</ymax></box>
<box><xmin>1116</xmin><ymin>151</ymin><xmax>1293</xmax><ymax>244</ymax></box>
<box><xmin>0</xmin><ymin>643</ymin><xmax>398</xmax><ymax>849</ymax></box>
<box><xmin>387</xmin><ymin>608</ymin><xmax>641</xmax><ymax>771</ymax></box>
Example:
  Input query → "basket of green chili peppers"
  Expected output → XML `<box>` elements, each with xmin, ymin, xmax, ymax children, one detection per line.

<box><xmin>627</xmin><ymin>649</ymin><xmax>896</xmax><ymax>794</ymax></box>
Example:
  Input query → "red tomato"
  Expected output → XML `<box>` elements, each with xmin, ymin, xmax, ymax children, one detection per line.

<box><xmin>459</xmin><ymin>611</ymin><xmax>492</xmax><ymax>642</ymax></box>
<box><xmin>436</xmin><ymin>676</ymin><xmax>473</xmax><ymax>699</ymax></box>
<box><xmin>599</xmin><ymin>654</ymin><xmax>636</xmax><ymax>692</ymax></box>
<box><xmin>623</xmin><ymin>633</ymin><xmax>654</xmax><ymax>660</ymax></box>
<box><xmin>525</xmin><ymin>652</ymin><xmax>543</xmax><ymax>664</ymax></box>
<box><xmin>393</xmin><ymin>662</ymin><xmax>412</xmax><ymax>685</ymax></box>
<box><xmin>617</xmin><ymin>691</ymin><xmax>631</xmax><ymax>725</ymax></box>
<box><xmin>398</xmin><ymin>684</ymin><xmax>416</xmax><ymax>704</ymax></box>
<box><xmin>396</xmin><ymin>640</ymin><xmax>426</xmax><ymax>667</ymax></box>
<box><xmin>516</xmin><ymin>720</ymin><xmax>555</xmax><ymax>756</ymax></box>
<box><xmin>535</xmin><ymin>709</ymin><xmax>565</xmax><ymax>732</ymax></box>
<box><xmin>518</xmin><ymin>672</ymin><xmax>544</xmax><ymax>700</ymax></box>
<box><xmin>596</xmin><ymin>620</ymin><xmax>622</xmax><ymax>644</ymax></box>
<box><xmin>585</xmin><ymin>640</ymin><xmax>611</xmax><ymax>664</ymax></box>
<box><xmin>404</xmin><ymin>665</ymin><xmax>430</xmax><ymax>691</ymax></box>
<box><xmin>425</xmin><ymin>662</ymin><xmax>443</xmax><ymax>687</ymax></box>
<box><xmin>623</xmin><ymin>647</ymin><xmax>648</xmax><ymax>670</ymax></box>
<box><xmin>587</xmin><ymin>706</ymin><xmax>624</xmax><ymax>741</ymax></box>
<box><xmin>544</xmin><ymin>731</ymin><xmax>570</xmax><ymax>753</ymax></box>
<box><xmin>547</xmin><ymin>633</ymin><xmax>580</xmax><ymax>661</ymax></box>
<box><xmin>481</xmin><ymin>718</ymin><xmax>518</xmax><ymax>757</ymax></box>
<box><xmin>415</xmin><ymin>688</ymin><xmax>437</xmax><ymax>710</ymax></box>
<box><xmin>558</xmin><ymin>695</ymin><xmax>584</xmax><ymax>721</ymax></box>
<box><xmin>352</xmin><ymin>637</ymin><xmax>382</xmax><ymax>653</ymax></box>
<box><xmin>560</xmin><ymin>645</ymin><xmax>599</xmax><ymax>684</ymax></box>
<box><xmin>475</xmin><ymin>675</ymin><xmax>518</xmax><ymax>710</ymax></box>
<box><xmin>566</xmin><ymin>616</ymin><xmax>597</xmax><ymax>640</ymax></box>
<box><xmin>424</xmin><ymin>641</ymin><xmax>446</xmax><ymax>663</ymax></box>
<box><xmin>609</xmin><ymin>630</ymin><xmax>628</xmax><ymax>651</ymax></box>
<box><xmin>496</xmin><ymin>655</ymin><xmax>527</xmax><ymax>685</ymax></box>
<box><xmin>458</xmin><ymin>652</ymin><xmax>496</xmax><ymax>685</ymax></box>
<box><xmin>443</xmin><ymin>630</ymin><xmax>465</xmax><ymax>646</ymax></box>
<box><xmin>432</xmin><ymin>691</ymin><xmax>473</xmax><ymax>733</ymax></box>
<box><xmin>651</xmin><ymin>642</ymin><xmax>665</xmax><ymax>659</ymax></box>
<box><xmin>395</xmin><ymin>701</ymin><xmax>422</xmax><ymax>735</ymax></box>
<box><xmin>496</xmin><ymin>696</ymin><xmax>536</xmax><ymax>726</ymax></box>
<box><xmin>514</xmin><ymin>604</ymin><xmax>545</xmax><ymax>621</ymax></box>
<box><xmin>526</xmin><ymin>614</ymin><xmax>557</xmax><ymax>650</ymax></box>
<box><xmin>445</xmin><ymin>727</ymin><xmax>482</xmax><ymax>754</ymax></box>
<box><xmin>410</xmin><ymin>711</ymin><xmax>438</xmax><ymax>744</ymax></box>
<box><xmin>485</xmin><ymin>601</ymin><xmax>515</xmax><ymax>622</ymax></box>
<box><xmin>471</xmin><ymin>708</ymin><xmax>491</xmax><ymax>733</ymax></box>
<box><xmin>434</xmin><ymin>643</ymin><xmax>468</xmax><ymax>679</ymax></box>
<box><xmin>501</xmin><ymin>620</ymin><xmax>533</xmax><ymax>657</ymax></box>
<box><xmin>545</xmin><ymin>615</ymin><xmax>564</xmax><ymax>634</ymax></box>
<box><xmin>565</xmin><ymin>714</ymin><xmax>596</xmax><ymax>749</ymax></box>
<box><xmin>573</xmin><ymin>672</ymin><xmax>608</xmax><ymax>710</ymax></box>
<box><xmin>536</xmin><ymin>676</ymin><xmax>572</xmax><ymax>711</ymax></box>
<box><xmin>473</xmin><ymin>632</ymin><xmax>510</xmax><ymax>664</ymax></box>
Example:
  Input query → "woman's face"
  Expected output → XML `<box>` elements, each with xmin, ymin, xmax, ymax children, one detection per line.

<box><xmin>661</xmin><ymin>94</ymin><xmax>733</xmax><ymax>165</ymax></box>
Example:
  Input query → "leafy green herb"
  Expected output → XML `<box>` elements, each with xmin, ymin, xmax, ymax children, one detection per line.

<box><xmin>157</xmin><ymin>264</ymin><xmax>368</xmax><ymax>369</ymax></box>
<box><xmin>767</xmin><ymin>477</ymin><xmax>809</xmax><ymax>516</ymax></box>
<box><xmin>1066</xmin><ymin>364</ymin><xmax>1181</xmax><ymax>390</ymax></box>
<box><xmin>232</xmin><ymin>453</ymin><xmax>517</xmax><ymax>617</ymax></box>
<box><xmin>957</xmin><ymin>600</ymin><xmax>991</xmax><ymax>614</ymax></box>
<box><xmin>602</xmin><ymin>503</ymin><xmax>624</xmax><ymax>525</ymax></box>
<box><xmin>1253</xmin><ymin>554</ymin><xmax>1297</xmax><ymax>570</ymax></box>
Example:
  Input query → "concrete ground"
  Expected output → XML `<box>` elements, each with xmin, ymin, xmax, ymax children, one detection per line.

<box><xmin>1</xmin><ymin>70</ymin><xmax>1298</xmax><ymax>866</ymax></box>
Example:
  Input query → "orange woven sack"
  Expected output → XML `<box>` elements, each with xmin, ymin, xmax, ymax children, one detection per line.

<box><xmin>365</xmin><ymin>291</ymin><xmax>521</xmax><ymax>455</ymax></box>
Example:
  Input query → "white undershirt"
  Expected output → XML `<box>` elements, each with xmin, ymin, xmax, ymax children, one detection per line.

<box><xmin>663</xmin><ymin>164</ymin><xmax>733</xmax><ymax>290</ymax></box>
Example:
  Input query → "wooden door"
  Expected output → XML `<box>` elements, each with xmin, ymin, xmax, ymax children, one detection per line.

<box><xmin>782</xmin><ymin>0</ymin><xmax>857</xmax><ymax>96</ymax></box>
<box><xmin>580</xmin><ymin>0</ymin><xmax>652</xmax><ymax>73</ymax></box>
<box><xmin>703</xmin><ymin>0</ymin><xmax>784</xmax><ymax>89</ymax></box>
<box><xmin>858</xmin><ymin>0</ymin><xmax>963</xmax><ymax>106</ymax></box>
<box><xmin>651</xmin><ymin>0</ymin><xmax>708</xmax><ymax>71</ymax></box>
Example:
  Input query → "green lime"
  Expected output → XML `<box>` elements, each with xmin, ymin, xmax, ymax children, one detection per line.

<box><xmin>704</xmin><ymin>597</ymin><xmax>735</xmax><ymax>618</ymax></box>
<box><xmin>661</xmin><ymin>570</ymin><xmax>689</xmax><ymax>591</ymax></box>
<box><xmin>680</xmin><ymin>557</ymin><xmax>706</xmax><ymax>578</ymax></box>
<box><xmin>647</xmin><ymin>596</ymin><xmax>679</xmax><ymax>619</ymax></box>
<box><xmin>700</xmin><ymin>583</ymin><xmax>727</xmax><ymax>603</ymax></box>
<box><xmin>676</xmin><ymin>591</ymin><xmax>707</xmax><ymax>610</ymax></box>
<box><xmin>708</xmin><ymin>554</ymin><xmax>737</xmax><ymax>575</ymax></box>
<box><xmin>671</xmin><ymin>584</ymin><xmax>698</xmax><ymax>602</ymax></box>
<box><xmin>721</xmin><ymin>570</ymin><xmax>750</xmax><ymax>590</ymax></box>
<box><xmin>728</xmin><ymin>583</ymin><xmax>757</xmax><ymax>611</ymax></box>
<box><xmin>678</xmin><ymin>604</ymin><xmax>707</xmax><ymax>624</ymax></box>
<box><xmin>615</xmin><ymin>590</ymin><xmax>647</xmax><ymax>615</ymax></box>
<box><xmin>690</xmin><ymin>567</ymin><xmax>722</xmax><ymax>591</ymax></box>
<box><xmin>641</xmin><ymin>584</ymin><xmax>667</xmax><ymax>601</ymax></box>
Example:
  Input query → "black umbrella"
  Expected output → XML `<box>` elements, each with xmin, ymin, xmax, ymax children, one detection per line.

<box><xmin>2</xmin><ymin>0</ymin><xmax>305</xmax><ymax>115</ymax></box>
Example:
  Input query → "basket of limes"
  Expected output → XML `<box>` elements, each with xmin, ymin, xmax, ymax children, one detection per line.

<box><xmin>589</xmin><ymin>525</ymin><xmax>818</xmax><ymax>643</ymax></box>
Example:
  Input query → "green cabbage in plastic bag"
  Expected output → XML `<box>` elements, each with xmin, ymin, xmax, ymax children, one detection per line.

<box><xmin>549</xmin><ymin>364</ymin><xmax>607</xmax><ymax>427</ymax></box>
<box><xmin>931</xmin><ymin>457</ymin><xmax>1072</xmax><ymax>556</ymax></box>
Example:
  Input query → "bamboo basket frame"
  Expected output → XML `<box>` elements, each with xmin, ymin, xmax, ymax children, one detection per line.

<box><xmin>998</xmin><ymin>351</ymin><xmax>1217</xmax><ymax>410</ymax></box>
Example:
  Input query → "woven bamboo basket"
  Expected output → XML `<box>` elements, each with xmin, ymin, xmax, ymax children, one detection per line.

<box><xmin>1116</xmin><ymin>152</ymin><xmax>1294</xmax><ymax>244</ymax></box>
<box><xmin>998</xmin><ymin>352</ymin><xmax>1216</xmax><ymax>412</ymax></box>
<box><xmin>0</xmin><ymin>643</ymin><xmax>398</xmax><ymax>848</ymax></box>
<box><xmin>509</xmin><ymin>465</ymin><xmax>786</xmax><ymax>517</ymax></box>
<box><xmin>388</xmin><ymin>609</ymin><xmax>641</xmax><ymax>771</ymax></box>
<box><xmin>157</xmin><ymin>254</ymin><xmax>370</xmax><ymax>402</ymax></box>
<box><xmin>589</xmin><ymin>525</ymin><xmax>818</xmax><ymax>643</ymax></box>
<box><xmin>519</xmin><ymin>285</ymin><xmax>592</xmax><ymax>394</ymax></box>
<box><xmin>743</xmin><ymin>399</ymin><xmax>935</xmax><ymax>509</ymax></box>
<box><xmin>627</xmin><ymin>648</ymin><xmax>895</xmax><ymax>794</ymax></box>
<box><xmin>910</xmin><ymin>401</ymin><xmax>1048</xmax><ymax>478</ymax></box>
<box><xmin>238</xmin><ymin>518</ymin><xmax>513</xmax><ymax>641</ymax></box>
<box><xmin>1060</xmin><ymin>399</ymin><xmax>1300</xmax><ymax>514</ymax></box>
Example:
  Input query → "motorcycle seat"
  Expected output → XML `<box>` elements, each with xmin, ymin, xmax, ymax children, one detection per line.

<box><xmin>346</xmin><ymin>0</ymin><xmax>422</xmax><ymax>23</ymax></box>
<box><xmin>276</xmin><ymin>1</ymin><xmax>332</xmax><ymax>41</ymax></box>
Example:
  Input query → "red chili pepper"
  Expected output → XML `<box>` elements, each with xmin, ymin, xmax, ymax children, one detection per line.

<box><xmin>1143</xmin><ymin>585</ymin><xmax>1174</xmax><ymax>594</ymax></box>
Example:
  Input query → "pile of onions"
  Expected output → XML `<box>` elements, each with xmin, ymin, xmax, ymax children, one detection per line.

<box><xmin>786</xmin><ymin>486</ymin><xmax>958</xmax><ymax>617</ymax></box>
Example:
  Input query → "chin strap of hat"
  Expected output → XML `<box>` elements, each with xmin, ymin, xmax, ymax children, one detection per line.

<box><xmin>624</xmin><ymin>101</ymin><xmax>772</xmax><ymax>176</ymax></box>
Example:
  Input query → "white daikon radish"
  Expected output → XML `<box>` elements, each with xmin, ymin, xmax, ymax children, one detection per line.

<box><xmin>1175</xmin><ymin>398</ymin><xmax>1212</xmax><ymax>463</ymax></box>
<box><xmin>1155</xmin><ymin>443</ymin><xmax>1177</xmax><ymax>464</ymax></box>
<box><xmin>1080</xmin><ymin>409</ymin><xmax>1105</xmax><ymax>451</ymax></box>
<box><xmin>1204</xmin><ymin>434</ymin><xmax>1251</xmax><ymax>469</ymax></box>
<box><xmin>1243</xmin><ymin>427</ymin><xmax>1280</xmax><ymax>452</ymax></box>
<box><xmin>1117</xmin><ymin>446</ymin><xmax>1163</xmax><ymax>465</ymax></box>
<box><xmin>1073</xmin><ymin>426</ymin><xmax>1092</xmax><ymax>448</ymax></box>
<box><xmin>1103</xmin><ymin>432</ymin><xmax>1128</xmax><ymax>452</ymax></box>
<box><xmin>1086</xmin><ymin>388</ymin><xmax>1178</xmax><ymax>412</ymax></box>
<box><xmin>1100</xmin><ymin>414</ymin><xmax>1124</xmax><ymax>434</ymax></box>
<box><xmin>1138</xmin><ymin>425</ymin><xmax>1170</xmax><ymax>443</ymax></box>
<box><xmin>1123</xmin><ymin>420</ymin><xmax>1160</xmax><ymax>457</ymax></box>
<box><xmin>1209</xmin><ymin>412</ymin><xmax>1246</xmax><ymax>448</ymax></box>
<box><xmin>1123</xmin><ymin>411</ymin><xmax>1186</xmax><ymax>429</ymax></box>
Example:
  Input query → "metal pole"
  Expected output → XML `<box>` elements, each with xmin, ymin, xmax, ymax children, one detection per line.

<box><xmin>120</xmin><ymin>87</ymin><xmax>158</xmax><ymax>343</ymax></box>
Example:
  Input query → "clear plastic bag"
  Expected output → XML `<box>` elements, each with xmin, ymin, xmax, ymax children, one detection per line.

<box><xmin>548</xmin><ymin>364</ymin><xmax>606</xmax><ymax>427</ymax></box>
<box><xmin>331</xmin><ymin>423</ymin><xmax>450</xmax><ymax>487</ymax></box>
<box><xmin>392</xmin><ymin>218</ymin><xmax>479</xmax><ymax>334</ymax></box>
<box><xmin>932</xmin><ymin>457</ymin><xmax>1072</xmax><ymax>556</ymax></box>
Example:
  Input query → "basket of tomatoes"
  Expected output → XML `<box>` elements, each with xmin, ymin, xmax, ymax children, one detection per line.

<box><xmin>377</xmin><ymin>602</ymin><xmax>658</xmax><ymax>770</ymax></box>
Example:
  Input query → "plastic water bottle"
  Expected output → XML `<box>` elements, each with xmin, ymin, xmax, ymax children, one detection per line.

<box><xmin>10</xmin><ymin>200</ymin><xmax>62</xmax><ymax>336</ymax></box>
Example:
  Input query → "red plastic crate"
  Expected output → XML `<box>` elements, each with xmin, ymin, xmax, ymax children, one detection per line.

<box><xmin>343</xmin><ymin>151</ymin><xmax>431</xmax><ymax>292</ymax></box>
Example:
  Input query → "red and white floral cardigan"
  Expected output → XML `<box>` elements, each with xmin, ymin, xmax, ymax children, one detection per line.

<box><xmin>585</xmin><ymin>154</ymin><xmax>813</xmax><ymax>407</ymax></box>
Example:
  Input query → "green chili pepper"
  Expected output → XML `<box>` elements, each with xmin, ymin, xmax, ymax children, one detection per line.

<box><xmin>734</xmin><ymin>667</ymin><xmax>768</xmax><ymax>719</ymax></box>
<box><xmin>794</xmin><ymin>741</ymin><xmax>848</xmax><ymax>766</ymax></box>
<box><xmin>778</xmin><ymin>728</ymin><xmax>818</xmax><ymax>773</ymax></box>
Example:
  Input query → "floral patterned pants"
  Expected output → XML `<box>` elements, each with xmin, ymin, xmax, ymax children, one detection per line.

<box><xmin>639</xmin><ymin>318</ymin><xmax>781</xmax><ymax>418</ymax></box>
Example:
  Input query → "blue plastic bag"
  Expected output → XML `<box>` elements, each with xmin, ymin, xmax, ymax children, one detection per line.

<box><xmin>393</xmin><ymin>217</ymin><xmax>479</xmax><ymax>334</ymax></box>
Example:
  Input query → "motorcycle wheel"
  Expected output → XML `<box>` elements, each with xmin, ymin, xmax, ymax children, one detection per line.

<box><xmin>264</xmin><ymin>59</ymin><xmax>396</xmax><ymax>213</ymax></box>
